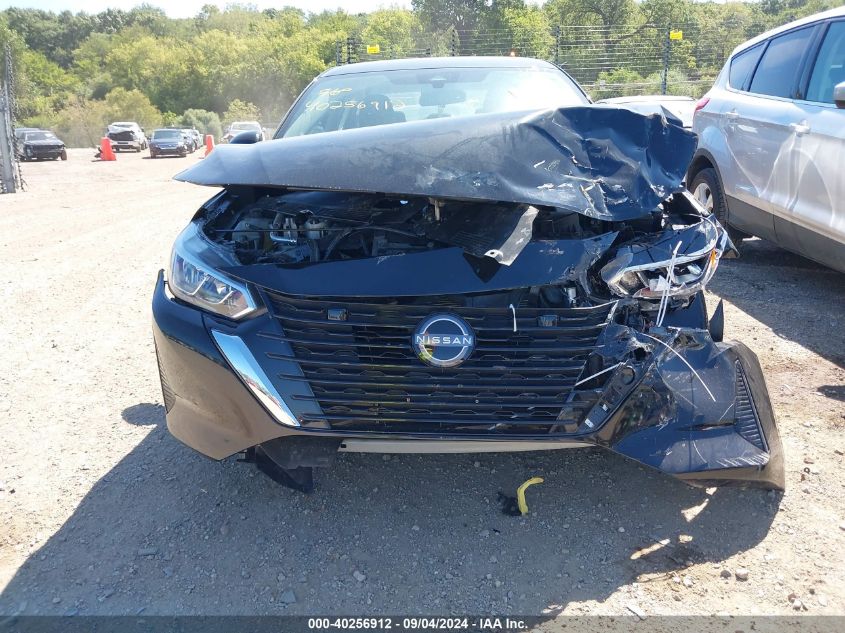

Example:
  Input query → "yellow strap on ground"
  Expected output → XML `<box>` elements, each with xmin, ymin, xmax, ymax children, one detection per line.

<box><xmin>516</xmin><ymin>477</ymin><xmax>544</xmax><ymax>515</ymax></box>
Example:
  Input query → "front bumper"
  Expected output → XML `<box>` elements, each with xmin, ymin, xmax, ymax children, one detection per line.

<box><xmin>23</xmin><ymin>146</ymin><xmax>63</xmax><ymax>159</ymax></box>
<box><xmin>112</xmin><ymin>140</ymin><xmax>141</xmax><ymax>150</ymax></box>
<box><xmin>151</xmin><ymin>146</ymin><xmax>185</xmax><ymax>156</ymax></box>
<box><xmin>152</xmin><ymin>271</ymin><xmax>784</xmax><ymax>489</ymax></box>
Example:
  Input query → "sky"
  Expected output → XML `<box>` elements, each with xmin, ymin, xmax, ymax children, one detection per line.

<box><xmin>0</xmin><ymin>0</ymin><xmax>415</xmax><ymax>18</ymax></box>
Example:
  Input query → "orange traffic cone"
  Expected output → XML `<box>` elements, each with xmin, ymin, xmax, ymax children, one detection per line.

<box><xmin>99</xmin><ymin>137</ymin><xmax>116</xmax><ymax>161</ymax></box>
<box><xmin>204</xmin><ymin>134</ymin><xmax>215</xmax><ymax>157</ymax></box>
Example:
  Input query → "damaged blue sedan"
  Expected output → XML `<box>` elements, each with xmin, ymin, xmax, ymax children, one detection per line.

<box><xmin>152</xmin><ymin>57</ymin><xmax>784</xmax><ymax>492</ymax></box>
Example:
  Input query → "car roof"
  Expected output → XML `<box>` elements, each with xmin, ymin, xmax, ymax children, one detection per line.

<box><xmin>598</xmin><ymin>95</ymin><xmax>694</xmax><ymax>104</ymax></box>
<box><xmin>733</xmin><ymin>6</ymin><xmax>845</xmax><ymax>56</ymax></box>
<box><xmin>320</xmin><ymin>56</ymin><xmax>561</xmax><ymax>77</ymax></box>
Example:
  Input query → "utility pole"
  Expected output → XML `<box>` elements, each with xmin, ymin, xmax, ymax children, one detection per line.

<box><xmin>346</xmin><ymin>36</ymin><xmax>356</xmax><ymax>65</ymax></box>
<box><xmin>554</xmin><ymin>25</ymin><xmax>561</xmax><ymax>66</ymax></box>
<box><xmin>661</xmin><ymin>27</ymin><xmax>671</xmax><ymax>95</ymax></box>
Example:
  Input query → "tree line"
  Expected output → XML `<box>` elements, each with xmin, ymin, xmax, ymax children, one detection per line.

<box><xmin>0</xmin><ymin>0</ymin><xmax>837</xmax><ymax>146</ymax></box>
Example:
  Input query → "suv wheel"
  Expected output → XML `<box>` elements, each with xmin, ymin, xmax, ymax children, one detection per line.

<box><xmin>690</xmin><ymin>168</ymin><xmax>745</xmax><ymax>245</ymax></box>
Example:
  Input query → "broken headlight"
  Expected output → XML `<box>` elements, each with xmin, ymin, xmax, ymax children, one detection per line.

<box><xmin>600</xmin><ymin>217</ymin><xmax>727</xmax><ymax>300</ymax></box>
<box><xmin>168</xmin><ymin>225</ymin><xmax>258</xmax><ymax>320</ymax></box>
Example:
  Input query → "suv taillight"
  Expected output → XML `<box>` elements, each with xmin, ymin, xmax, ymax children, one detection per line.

<box><xmin>694</xmin><ymin>97</ymin><xmax>710</xmax><ymax>113</ymax></box>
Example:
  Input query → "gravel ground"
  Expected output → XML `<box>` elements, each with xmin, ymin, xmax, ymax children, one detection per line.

<box><xmin>0</xmin><ymin>149</ymin><xmax>843</xmax><ymax>620</ymax></box>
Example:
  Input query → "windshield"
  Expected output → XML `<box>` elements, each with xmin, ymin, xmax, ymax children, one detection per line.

<box><xmin>278</xmin><ymin>66</ymin><xmax>588</xmax><ymax>138</ymax></box>
<box><xmin>231</xmin><ymin>122</ymin><xmax>259</xmax><ymax>131</ymax></box>
<box><xmin>152</xmin><ymin>129</ymin><xmax>181</xmax><ymax>140</ymax></box>
<box><xmin>24</xmin><ymin>131</ymin><xmax>57</xmax><ymax>141</ymax></box>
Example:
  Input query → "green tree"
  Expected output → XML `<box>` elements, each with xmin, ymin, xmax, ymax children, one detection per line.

<box><xmin>180</xmin><ymin>108</ymin><xmax>223</xmax><ymax>139</ymax></box>
<box><xmin>224</xmin><ymin>99</ymin><xmax>261</xmax><ymax>125</ymax></box>
<box><xmin>53</xmin><ymin>96</ymin><xmax>109</xmax><ymax>147</ymax></box>
<box><xmin>592</xmin><ymin>68</ymin><xmax>647</xmax><ymax>98</ymax></box>
<box><xmin>497</xmin><ymin>5</ymin><xmax>554</xmax><ymax>58</ymax></box>
<box><xmin>103</xmin><ymin>87</ymin><xmax>162</xmax><ymax>130</ymax></box>
<box><xmin>15</xmin><ymin>49</ymin><xmax>80</xmax><ymax>121</ymax></box>
<box><xmin>361</xmin><ymin>9</ymin><xmax>420</xmax><ymax>58</ymax></box>
<box><xmin>2</xmin><ymin>8</ymin><xmax>95</xmax><ymax>67</ymax></box>
<box><xmin>412</xmin><ymin>0</ymin><xmax>494</xmax><ymax>51</ymax></box>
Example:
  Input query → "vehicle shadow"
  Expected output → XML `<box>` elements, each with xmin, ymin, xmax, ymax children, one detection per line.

<box><xmin>708</xmin><ymin>238</ymin><xmax>845</xmax><ymax>370</ymax></box>
<box><xmin>0</xmin><ymin>403</ymin><xmax>779</xmax><ymax>617</ymax></box>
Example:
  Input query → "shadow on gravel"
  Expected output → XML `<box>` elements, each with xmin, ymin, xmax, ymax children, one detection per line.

<box><xmin>0</xmin><ymin>403</ymin><xmax>781</xmax><ymax>617</ymax></box>
<box><xmin>709</xmin><ymin>238</ymin><xmax>845</xmax><ymax>370</ymax></box>
<box><xmin>816</xmin><ymin>385</ymin><xmax>845</xmax><ymax>402</ymax></box>
<box><xmin>121</xmin><ymin>403</ymin><xmax>165</xmax><ymax>426</ymax></box>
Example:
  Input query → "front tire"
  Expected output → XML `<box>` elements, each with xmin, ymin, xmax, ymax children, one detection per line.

<box><xmin>60</xmin><ymin>149</ymin><xmax>67</xmax><ymax>161</ymax></box>
<box><xmin>689</xmin><ymin>168</ymin><xmax>745</xmax><ymax>245</ymax></box>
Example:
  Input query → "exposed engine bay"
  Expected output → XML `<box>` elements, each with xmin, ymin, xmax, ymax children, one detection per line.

<box><xmin>204</xmin><ymin>190</ymin><xmax>580</xmax><ymax>265</ymax></box>
<box><xmin>201</xmin><ymin>186</ymin><xmax>728</xmax><ymax>315</ymax></box>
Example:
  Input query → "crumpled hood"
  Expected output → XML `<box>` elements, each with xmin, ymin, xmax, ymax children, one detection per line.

<box><xmin>174</xmin><ymin>106</ymin><xmax>697</xmax><ymax>222</ymax></box>
<box><xmin>107</xmin><ymin>126</ymin><xmax>140</xmax><ymax>140</ymax></box>
<box><xmin>23</xmin><ymin>139</ymin><xmax>63</xmax><ymax>147</ymax></box>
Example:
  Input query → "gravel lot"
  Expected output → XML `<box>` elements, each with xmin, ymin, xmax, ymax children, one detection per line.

<box><xmin>0</xmin><ymin>148</ymin><xmax>843</xmax><ymax>620</ymax></box>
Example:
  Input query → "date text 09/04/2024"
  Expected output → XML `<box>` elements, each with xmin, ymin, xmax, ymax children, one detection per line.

<box><xmin>307</xmin><ymin>617</ymin><xmax>527</xmax><ymax>631</ymax></box>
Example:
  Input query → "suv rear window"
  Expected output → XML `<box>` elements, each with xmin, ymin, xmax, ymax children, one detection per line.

<box><xmin>749</xmin><ymin>26</ymin><xmax>815</xmax><ymax>98</ymax></box>
<box><xmin>729</xmin><ymin>44</ymin><xmax>764</xmax><ymax>90</ymax></box>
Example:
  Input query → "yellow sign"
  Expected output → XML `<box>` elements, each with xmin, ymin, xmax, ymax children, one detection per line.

<box><xmin>669</xmin><ymin>30</ymin><xmax>683</xmax><ymax>41</ymax></box>
<box><xmin>366</xmin><ymin>44</ymin><xmax>381</xmax><ymax>54</ymax></box>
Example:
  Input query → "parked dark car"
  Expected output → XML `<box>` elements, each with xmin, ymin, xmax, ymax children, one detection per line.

<box><xmin>148</xmin><ymin>128</ymin><xmax>188</xmax><ymax>158</ymax></box>
<box><xmin>16</xmin><ymin>129</ymin><xmax>67</xmax><ymax>161</ymax></box>
<box><xmin>13</xmin><ymin>126</ymin><xmax>38</xmax><ymax>142</ymax></box>
<box><xmin>187</xmin><ymin>128</ymin><xmax>202</xmax><ymax>151</ymax></box>
<box><xmin>176</xmin><ymin>128</ymin><xmax>195</xmax><ymax>153</ymax></box>
<box><xmin>153</xmin><ymin>57</ymin><xmax>784</xmax><ymax>494</ymax></box>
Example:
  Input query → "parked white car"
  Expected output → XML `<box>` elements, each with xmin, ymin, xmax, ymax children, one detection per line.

<box><xmin>688</xmin><ymin>6</ymin><xmax>844</xmax><ymax>272</ymax></box>
<box><xmin>107</xmin><ymin>121</ymin><xmax>148</xmax><ymax>152</ymax></box>
<box><xmin>597</xmin><ymin>95</ymin><xmax>697</xmax><ymax>128</ymax></box>
<box><xmin>222</xmin><ymin>121</ymin><xmax>265</xmax><ymax>143</ymax></box>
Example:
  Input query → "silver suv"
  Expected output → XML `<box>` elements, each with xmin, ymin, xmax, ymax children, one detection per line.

<box><xmin>689</xmin><ymin>7</ymin><xmax>844</xmax><ymax>273</ymax></box>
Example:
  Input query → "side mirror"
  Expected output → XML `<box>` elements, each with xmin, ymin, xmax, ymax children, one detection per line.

<box><xmin>230</xmin><ymin>130</ymin><xmax>261</xmax><ymax>145</ymax></box>
<box><xmin>834</xmin><ymin>81</ymin><xmax>845</xmax><ymax>109</ymax></box>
